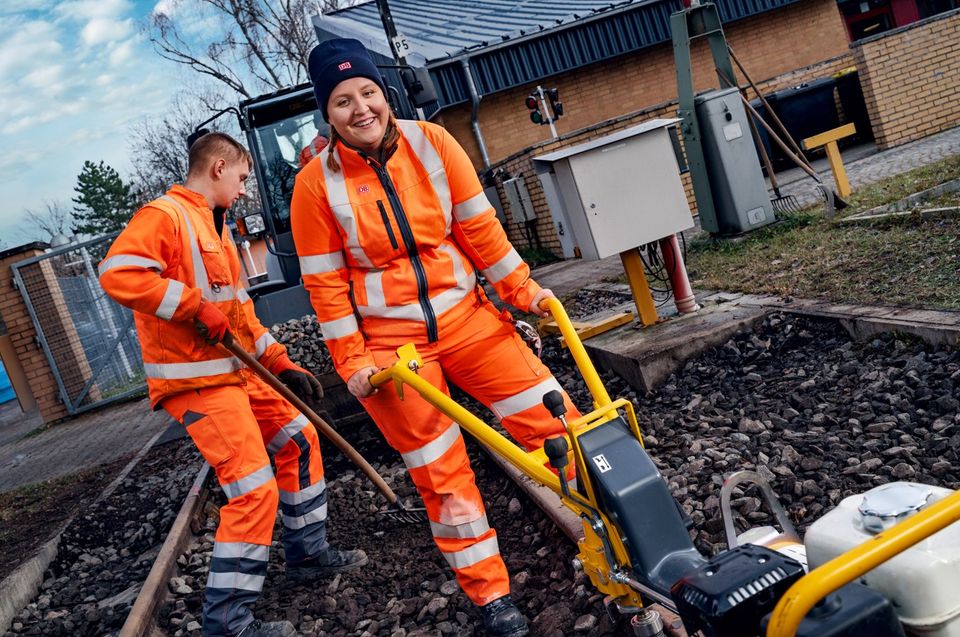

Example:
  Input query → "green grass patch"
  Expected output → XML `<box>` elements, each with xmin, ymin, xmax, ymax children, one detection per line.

<box><xmin>685</xmin><ymin>154</ymin><xmax>960</xmax><ymax>310</ymax></box>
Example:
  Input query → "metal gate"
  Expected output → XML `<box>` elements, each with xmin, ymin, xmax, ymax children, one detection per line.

<box><xmin>11</xmin><ymin>234</ymin><xmax>145</xmax><ymax>415</ymax></box>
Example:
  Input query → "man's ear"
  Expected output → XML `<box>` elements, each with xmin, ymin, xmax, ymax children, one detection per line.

<box><xmin>211</xmin><ymin>158</ymin><xmax>227</xmax><ymax>179</ymax></box>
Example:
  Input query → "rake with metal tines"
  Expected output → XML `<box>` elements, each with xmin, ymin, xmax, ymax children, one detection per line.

<box><xmin>220</xmin><ymin>332</ymin><xmax>428</xmax><ymax>525</ymax></box>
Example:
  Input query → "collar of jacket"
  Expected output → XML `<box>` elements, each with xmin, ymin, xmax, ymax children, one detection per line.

<box><xmin>169</xmin><ymin>183</ymin><xmax>212</xmax><ymax>210</ymax></box>
<box><xmin>337</xmin><ymin>128</ymin><xmax>399</xmax><ymax>168</ymax></box>
<box><xmin>168</xmin><ymin>184</ymin><xmax>227</xmax><ymax>240</ymax></box>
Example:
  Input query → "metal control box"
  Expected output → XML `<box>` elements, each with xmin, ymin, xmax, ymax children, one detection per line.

<box><xmin>502</xmin><ymin>176</ymin><xmax>537</xmax><ymax>223</ymax></box>
<box><xmin>694</xmin><ymin>87</ymin><xmax>775</xmax><ymax>234</ymax></box>
<box><xmin>533</xmin><ymin>119</ymin><xmax>694</xmax><ymax>261</ymax></box>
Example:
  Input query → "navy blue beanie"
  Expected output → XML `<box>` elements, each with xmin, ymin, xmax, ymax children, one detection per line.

<box><xmin>308</xmin><ymin>39</ymin><xmax>387</xmax><ymax>120</ymax></box>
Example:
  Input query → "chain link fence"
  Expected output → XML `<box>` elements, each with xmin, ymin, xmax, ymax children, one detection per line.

<box><xmin>11</xmin><ymin>234</ymin><xmax>145</xmax><ymax>415</ymax></box>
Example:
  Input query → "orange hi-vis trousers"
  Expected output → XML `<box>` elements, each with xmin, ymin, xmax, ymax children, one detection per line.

<box><xmin>163</xmin><ymin>374</ymin><xmax>328</xmax><ymax>636</ymax></box>
<box><xmin>360</xmin><ymin>303</ymin><xmax>580</xmax><ymax>606</ymax></box>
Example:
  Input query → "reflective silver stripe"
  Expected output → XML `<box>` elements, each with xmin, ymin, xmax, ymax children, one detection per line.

<box><xmin>401</xmin><ymin>422</ymin><xmax>461</xmax><ymax>469</ymax></box>
<box><xmin>321</xmin><ymin>148</ymin><xmax>373</xmax><ymax>269</ymax></box>
<box><xmin>279</xmin><ymin>477</ymin><xmax>327</xmax><ymax>506</ymax></box>
<box><xmin>255</xmin><ymin>332</ymin><xmax>277</xmax><ymax>358</ymax></box>
<box><xmin>98</xmin><ymin>254</ymin><xmax>162</xmax><ymax>276</ymax></box>
<box><xmin>491</xmin><ymin>377</ymin><xmax>564</xmax><ymax>420</ymax></box>
<box><xmin>453</xmin><ymin>191</ymin><xmax>491</xmax><ymax>223</ymax></box>
<box><xmin>155</xmin><ymin>279</ymin><xmax>185</xmax><ymax>320</ymax></box>
<box><xmin>212</xmin><ymin>542</ymin><xmax>270</xmax><ymax>562</ymax></box>
<box><xmin>143</xmin><ymin>357</ymin><xmax>241</xmax><ymax>380</ymax></box>
<box><xmin>319</xmin><ymin>314</ymin><xmax>359</xmax><ymax>340</ymax></box>
<box><xmin>364</xmin><ymin>269</ymin><xmax>385</xmax><ymax>309</ymax></box>
<box><xmin>441</xmin><ymin>535</ymin><xmax>500</xmax><ymax>569</ymax></box>
<box><xmin>237</xmin><ymin>287</ymin><xmax>251</xmax><ymax>303</ymax></box>
<box><xmin>160</xmin><ymin>195</ymin><xmax>238</xmax><ymax>302</ymax></box>
<box><xmin>266</xmin><ymin>414</ymin><xmax>308</xmax><ymax>455</ymax></box>
<box><xmin>357</xmin><ymin>243</ymin><xmax>474</xmax><ymax>321</ymax></box>
<box><xmin>282</xmin><ymin>502</ymin><xmax>328</xmax><ymax>530</ymax></box>
<box><xmin>300</xmin><ymin>252</ymin><xmax>346</xmax><ymax>275</ymax></box>
<box><xmin>221</xmin><ymin>463</ymin><xmax>274</xmax><ymax>500</ymax></box>
<box><xmin>398</xmin><ymin>120</ymin><xmax>452</xmax><ymax>234</ymax></box>
<box><xmin>482</xmin><ymin>247</ymin><xmax>523</xmax><ymax>284</ymax></box>
<box><xmin>431</xmin><ymin>515</ymin><xmax>490</xmax><ymax>539</ymax></box>
<box><xmin>206</xmin><ymin>571</ymin><xmax>265</xmax><ymax>592</ymax></box>
<box><xmin>358</xmin><ymin>301</ymin><xmax>423</xmax><ymax>322</ymax></box>
<box><xmin>433</xmin><ymin>242</ymin><xmax>476</xmax><ymax>316</ymax></box>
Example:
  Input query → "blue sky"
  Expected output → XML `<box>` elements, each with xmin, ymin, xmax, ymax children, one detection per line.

<box><xmin>0</xmin><ymin>0</ymin><xmax>203</xmax><ymax>247</ymax></box>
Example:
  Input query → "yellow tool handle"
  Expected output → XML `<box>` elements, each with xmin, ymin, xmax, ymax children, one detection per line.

<box><xmin>220</xmin><ymin>331</ymin><xmax>400</xmax><ymax>506</ymax></box>
<box><xmin>766</xmin><ymin>488</ymin><xmax>960</xmax><ymax>636</ymax></box>
<box><xmin>540</xmin><ymin>297</ymin><xmax>613</xmax><ymax>408</ymax></box>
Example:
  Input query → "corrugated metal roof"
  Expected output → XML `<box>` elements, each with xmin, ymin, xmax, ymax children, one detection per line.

<box><xmin>326</xmin><ymin>0</ymin><xmax>642</xmax><ymax>60</ymax></box>
<box><xmin>318</xmin><ymin>0</ymin><xmax>804</xmax><ymax>107</ymax></box>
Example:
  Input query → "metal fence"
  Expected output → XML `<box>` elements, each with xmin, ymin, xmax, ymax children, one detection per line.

<box><xmin>11</xmin><ymin>234</ymin><xmax>145</xmax><ymax>415</ymax></box>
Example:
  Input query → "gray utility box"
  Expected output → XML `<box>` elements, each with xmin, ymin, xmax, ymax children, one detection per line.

<box><xmin>533</xmin><ymin>119</ymin><xmax>694</xmax><ymax>261</ymax></box>
<box><xmin>694</xmin><ymin>87</ymin><xmax>775</xmax><ymax>234</ymax></box>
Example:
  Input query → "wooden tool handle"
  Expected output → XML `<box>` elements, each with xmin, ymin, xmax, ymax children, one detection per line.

<box><xmin>220</xmin><ymin>332</ymin><xmax>399</xmax><ymax>505</ymax></box>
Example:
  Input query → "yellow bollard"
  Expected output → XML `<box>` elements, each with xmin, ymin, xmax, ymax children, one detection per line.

<box><xmin>802</xmin><ymin>123</ymin><xmax>857</xmax><ymax>199</ymax></box>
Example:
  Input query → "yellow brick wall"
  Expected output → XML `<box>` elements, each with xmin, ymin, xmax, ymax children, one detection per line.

<box><xmin>0</xmin><ymin>249</ymin><xmax>68</xmax><ymax>423</ymax></box>
<box><xmin>853</xmin><ymin>9</ymin><xmax>960</xmax><ymax>149</ymax></box>
<box><xmin>438</xmin><ymin>0</ymin><xmax>851</xmax><ymax>169</ymax></box>
<box><xmin>482</xmin><ymin>49</ymin><xmax>855</xmax><ymax>255</ymax></box>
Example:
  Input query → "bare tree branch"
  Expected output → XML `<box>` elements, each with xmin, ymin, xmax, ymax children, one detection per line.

<box><xmin>20</xmin><ymin>200</ymin><xmax>74</xmax><ymax>242</ymax></box>
<box><xmin>147</xmin><ymin>0</ymin><xmax>342</xmax><ymax>99</ymax></box>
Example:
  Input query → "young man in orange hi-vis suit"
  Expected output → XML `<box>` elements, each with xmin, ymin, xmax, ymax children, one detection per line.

<box><xmin>99</xmin><ymin>132</ymin><xmax>367</xmax><ymax>637</ymax></box>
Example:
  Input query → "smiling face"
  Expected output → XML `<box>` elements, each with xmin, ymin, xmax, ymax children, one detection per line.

<box><xmin>326</xmin><ymin>76</ymin><xmax>390</xmax><ymax>154</ymax></box>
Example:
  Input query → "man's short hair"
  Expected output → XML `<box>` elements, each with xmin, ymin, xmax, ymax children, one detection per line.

<box><xmin>188</xmin><ymin>132</ymin><xmax>252</xmax><ymax>175</ymax></box>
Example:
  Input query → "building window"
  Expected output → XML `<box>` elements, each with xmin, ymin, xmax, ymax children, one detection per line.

<box><xmin>918</xmin><ymin>0</ymin><xmax>958</xmax><ymax>17</ymax></box>
<box><xmin>838</xmin><ymin>0</ymin><xmax>895</xmax><ymax>38</ymax></box>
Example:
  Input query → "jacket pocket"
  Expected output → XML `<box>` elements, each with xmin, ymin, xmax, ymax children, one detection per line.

<box><xmin>377</xmin><ymin>200</ymin><xmax>399</xmax><ymax>250</ymax></box>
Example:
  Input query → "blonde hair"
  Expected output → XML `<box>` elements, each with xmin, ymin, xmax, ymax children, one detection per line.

<box><xmin>188</xmin><ymin>132</ymin><xmax>252</xmax><ymax>176</ymax></box>
<box><xmin>326</xmin><ymin>114</ymin><xmax>401</xmax><ymax>173</ymax></box>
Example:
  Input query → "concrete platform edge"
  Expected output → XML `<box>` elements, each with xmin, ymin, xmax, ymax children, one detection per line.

<box><xmin>0</xmin><ymin>425</ymin><xmax>169</xmax><ymax>633</ymax></box>
<box><xmin>0</xmin><ymin>531</ymin><xmax>62</xmax><ymax>634</ymax></box>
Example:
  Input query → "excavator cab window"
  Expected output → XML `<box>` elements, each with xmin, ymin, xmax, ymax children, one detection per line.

<box><xmin>249</xmin><ymin>110</ymin><xmax>328</xmax><ymax>235</ymax></box>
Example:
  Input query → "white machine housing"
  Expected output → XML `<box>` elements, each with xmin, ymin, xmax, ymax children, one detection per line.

<box><xmin>805</xmin><ymin>482</ymin><xmax>960</xmax><ymax>636</ymax></box>
<box><xmin>532</xmin><ymin>119</ymin><xmax>694</xmax><ymax>261</ymax></box>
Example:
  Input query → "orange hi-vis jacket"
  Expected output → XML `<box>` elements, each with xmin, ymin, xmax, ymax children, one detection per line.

<box><xmin>291</xmin><ymin>120</ymin><xmax>541</xmax><ymax>383</ymax></box>
<box><xmin>99</xmin><ymin>185</ymin><xmax>287</xmax><ymax>407</ymax></box>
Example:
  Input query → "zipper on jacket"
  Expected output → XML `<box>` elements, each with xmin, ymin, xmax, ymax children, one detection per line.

<box><xmin>365</xmin><ymin>155</ymin><xmax>438</xmax><ymax>343</ymax></box>
<box><xmin>377</xmin><ymin>200</ymin><xmax>399</xmax><ymax>250</ymax></box>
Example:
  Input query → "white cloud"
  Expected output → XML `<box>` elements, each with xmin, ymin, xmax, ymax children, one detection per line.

<box><xmin>108</xmin><ymin>38</ymin><xmax>134</xmax><ymax>66</ymax></box>
<box><xmin>0</xmin><ymin>0</ymin><xmax>57</xmax><ymax>16</ymax></box>
<box><xmin>152</xmin><ymin>0</ymin><xmax>182</xmax><ymax>18</ymax></box>
<box><xmin>55</xmin><ymin>0</ymin><xmax>131</xmax><ymax>22</ymax></box>
<box><xmin>81</xmin><ymin>17</ymin><xmax>133</xmax><ymax>46</ymax></box>
<box><xmin>22</xmin><ymin>64</ymin><xmax>63</xmax><ymax>90</ymax></box>
<box><xmin>0</xmin><ymin>19</ymin><xmax>62</xmax><ymax>79</ymax></box>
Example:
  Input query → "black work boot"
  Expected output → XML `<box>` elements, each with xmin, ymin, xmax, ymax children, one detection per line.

<box><xmin>236</xmin><ymin>619</ymin><xmax>297</xmax><ymax>636</ymax></box>
<box><xmin>286</xmin><ymin>546</ymin><xmax>368</xmax><ymax>584</ymax></box>
<box><xmin>481</xmin><ymin>595</ymin><xmax>529</xmax><ymax>637</ymax></box>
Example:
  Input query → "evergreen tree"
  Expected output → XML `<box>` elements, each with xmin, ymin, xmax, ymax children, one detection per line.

<box><xmin>71</xmin><ymin>160</ymin><xmax>136</xmax><ymax>236</ymax></box>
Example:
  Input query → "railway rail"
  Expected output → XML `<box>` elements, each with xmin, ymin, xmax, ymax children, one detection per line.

<box><xmin>4</xmin><ymin>292</ymin><xmax>959</xmax><ymax>636</ymax></box>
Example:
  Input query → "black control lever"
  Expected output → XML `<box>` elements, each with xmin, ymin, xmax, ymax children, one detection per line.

<box><xmin>543</xmin><ymin>390</ymin><xmax>572</xmax><ymax>497</ymax></box>
<box><xmin>543</xmin><ymin>389</ymin><xmax>567</xmax><ymax>418</ymax></box>
<box><xmin>544</xmin><ymin>437</ymin><xmax>571</xmax><ymax>497</ymax></box>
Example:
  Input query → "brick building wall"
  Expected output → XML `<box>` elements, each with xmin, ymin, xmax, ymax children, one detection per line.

<box><xmin>852</xmin><ymin>8</ymin><xmax>960</xmax><ymax>149</ymax></box>
<box><xmin>0</xmin><ymin>245</ymin><xmax>67</xmax><ymax>422</ymax></box>
<box><xmin>480</xmin><ymin>49</ymin><xmax>856</xmax><ymax>256</ymax></box>
<box><xmin>438</xmin><ymin>0</ymin><xmax>852</xmax><ymax>169</ymax></box>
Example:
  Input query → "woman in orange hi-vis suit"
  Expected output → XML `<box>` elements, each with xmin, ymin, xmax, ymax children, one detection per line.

<box><xmin>99</xmin><ymin>132</ymin><xmax>367</xmax><ymax>637</ymax></box>
<box><xmin>291</xmin><ymin>39</ymin><xmax>582</xmax><ymax>637</ymax></box>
